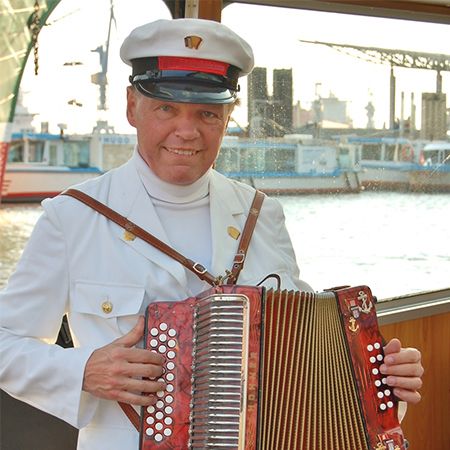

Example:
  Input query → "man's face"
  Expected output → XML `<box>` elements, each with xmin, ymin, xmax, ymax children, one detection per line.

<box><xmin>126</xmin><ymin>88</ymin><xmax>232</xmax><ymax>185</ymax></box>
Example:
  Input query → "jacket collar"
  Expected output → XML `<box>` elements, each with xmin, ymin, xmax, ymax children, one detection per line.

<box><xmin>108</xmin><ymin>154</ymin><xmax>246</xmax><ymax>288</ymax></box>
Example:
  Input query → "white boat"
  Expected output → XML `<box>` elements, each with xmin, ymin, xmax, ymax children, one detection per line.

<box><xmin>408</xmin><ymin>141</ymin><xmax>450</xmax><ymax>192</ymax></box>
<box><xmin>216</xmin><ymin>137</ymin><xmax>361</xmax><ymax>194</ymax></box>
<box><xmin>1</xmin><ymin>131</ymin><xmax>136</xmax><ymax>202</ymax></box>
<box><xmin>344</xmin><ymin>136</ymin><xmax>425</xmax><ymax>191</ymax></box>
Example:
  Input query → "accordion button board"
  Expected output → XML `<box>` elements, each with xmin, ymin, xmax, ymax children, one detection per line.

<box><xmin>140</xmin><ymin>285</ymin><xmax>406</xmax><ymax>450</ymax></box>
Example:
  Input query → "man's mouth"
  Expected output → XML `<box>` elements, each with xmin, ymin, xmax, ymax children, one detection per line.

<box><xmin>165</xmin><ymin>147</ymin><xmax>199</xmax><ymax>156</ymax></box>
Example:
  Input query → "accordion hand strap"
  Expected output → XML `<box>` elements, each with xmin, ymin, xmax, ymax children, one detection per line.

<box><xmin>61</xmin><ymin>188</ymin><xmax>218</xmax><ymax>286</ymax></box>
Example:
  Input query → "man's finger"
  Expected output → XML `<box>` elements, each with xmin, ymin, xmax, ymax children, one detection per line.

<box><xmin>392</xmin><ymin>387</ymin><xmax>422</xmax><ymax>404</ymax></box>
<box><xmin>383</xmin><ymin>337</ymin><xmax>401</xmax><ymax>356</ymax></box>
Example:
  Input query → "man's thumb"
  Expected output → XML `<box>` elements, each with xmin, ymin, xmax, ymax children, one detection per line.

<box><xmin>115</xmin><ymin>316</ymin><xmax>145</xmax><ymax>347</ymax></box>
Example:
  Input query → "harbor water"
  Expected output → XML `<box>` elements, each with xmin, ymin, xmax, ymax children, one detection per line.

<box><xmin>0</xmin><ymin>191</ymin><xmax>449</xmax><ymax>300</ymax></box>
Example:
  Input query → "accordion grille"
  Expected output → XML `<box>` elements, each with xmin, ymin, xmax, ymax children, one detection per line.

<box><xmin>258</xmin><ymin>290</ymin><xmax>368</xmax><ymax>450</ymax></box>
<box><xmin>190</xmin><ymin>294</ymin><xmax>250</xmax><ymax>449</ymax></box>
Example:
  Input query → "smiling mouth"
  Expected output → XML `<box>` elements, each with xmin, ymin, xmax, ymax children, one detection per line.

<box><xmin>165</xmin><ymin>147</ymin><xmax>199</xmax><ymax>156</ymax></box>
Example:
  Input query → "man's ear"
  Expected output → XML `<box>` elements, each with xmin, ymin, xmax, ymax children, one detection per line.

<box><xmin>126</xmin><ymin>86</ymin><xmax>137</xmax><ymax>127</ymax></box>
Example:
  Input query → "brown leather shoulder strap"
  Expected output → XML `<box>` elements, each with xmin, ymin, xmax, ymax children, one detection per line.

<box><xmin>118</xmin><ymin>401</ymin><xmax>140</xmax><ymax>431</ymax></box>
<box><xmin>226</xmin><ymin>190</ymin><xmax>265</xmax><ymax>285</ymax></box>
<box><xmin>61</xmin><ymin>188</ymin><xmax>218</xmax><ymax>286</ymax></box>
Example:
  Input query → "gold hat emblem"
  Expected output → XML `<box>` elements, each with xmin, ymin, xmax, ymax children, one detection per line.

<box><xmin>184</xmin><ymin>35</ymin><xmax>203</xmax><ymax>50</ymax></box>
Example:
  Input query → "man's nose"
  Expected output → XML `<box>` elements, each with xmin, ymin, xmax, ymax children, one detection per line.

<box><xmin>174</xmin><ymin>117</ymin><xmax>201</xmax><ymax>140</ymax></box>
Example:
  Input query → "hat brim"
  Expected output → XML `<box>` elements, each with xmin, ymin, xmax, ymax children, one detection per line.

<box><xmin>135</xmin><ymin>80</ymin><xmax>237</xmax><ymax>104</ymax></box>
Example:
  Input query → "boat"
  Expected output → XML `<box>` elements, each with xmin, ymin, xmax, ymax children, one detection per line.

<box><xmin>1</xmin><ymin>130</ymin><xmax>136</xmax><ymax>202</ymax></box>
<box><xmin>342</xmin><ymin>136</ymin><xmax>427</xmax><ymax>191</ymax></box>
<box><xmin>408</xmin><ymin>141</ymin><xmax>450</xmax><ymax>192</ymax></box>
<box><xmin>1</xmin><ymin>132</ymin><xmax>361</xmax><ymax>202</ymax></box>
<box><xmin>216</xmin><ymin>136</ymin><xmax>361</xmax><ymax>194</ymax></box>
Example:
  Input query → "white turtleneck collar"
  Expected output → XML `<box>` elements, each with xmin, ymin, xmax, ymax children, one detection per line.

<box><xmin>133</xmin><ymin>147</ymin><xmax>211</xmax><ymax>203</ymax></box>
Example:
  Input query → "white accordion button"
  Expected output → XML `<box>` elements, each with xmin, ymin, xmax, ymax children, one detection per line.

<box><xmin>370</xmin><ymin>356</ymin><xmax>376</xmax><ymax>363</ymax></box>
<box><xmin>146</xmin><ymin>428</ymin><xmax>154</xmax><ymax>436</ymax></box>
<box><xmin>165</xmin><ymin>406</ymin><xmax>173</xmax><ymax>414</ymax></box>
<box><xmin>372</xmin><ymin>368</ymin><xmax>379</xmax><ymax>375</ymax></box>
<box><xmin>167</xmin><ymin>351</ymin><xmax>176</xmax><ymax>359</ymax></box>
<box><xmin>377</xmin><ymin>354</ymin><xmax>383</xmax><ymax>361</ymax></box>
<box><xmin>159</xmin><ymin>333</ymin><xmax>167</xmax><ymax>342</ymax></box>
<box><xmin>168</xmin><ymin>328</ymin><xmax>177</xmax><ymax>337</ymax></box>
<box><xmin>377</xmin><ymin>392</ymin><xmax>384</xmax><ymax>399</ymax></box>
<box><xmin>375</xmin><ymin>380</ymin><xmax>382</xmax><ymax>387</ymax></box>
<box><xmin>387</xmin><ymin>401</ymin><xmax>394</xmax><ymax>408</ymax></box>
<box><xmin>367</xmin><ymin>344</ymin><xmax>374</xmax><ymax>352</ymax></box>
<box><xmin>159</xmin><ymin>323</ymin><xmax>168</xmax><ymax>331</ymax></box>
<box><xmin>384</xmin><ymin>389</ymin><xmax>391</xmax><ymax>396</ymax></box>
<box><xmin>374</xmin><ymin>342</ymin><xmax>381</xmax><ymax>349</ymax></box>
<box><xmin>166</xmin><ymin>384</ymin><xmax>174</xmax><ymax>393</ymax></box>
<box><xmin>166</xmin><ymin>395</ymin><xmax>174</xmax><ymax>404</ymax></box>
<box><xmin>155</xmin><ymin>433</ymin><xmax>163</xmax><ymax>442</ymax></box>
<box><xmin>156</xmin><ymin>400</ymin><xmax>164</xmax><ymax>409</ymax></box>
<box><xmin>146</xmin><ymin>416</ymin><xmax>155</xmax><ymax>425</ymax></box>
<box><xmin>164</xmin><ymin>428</ymin><xmax>172</xmax><ymax>437</ymax></box>
<box><xmin>168</xmin><ymin>339</ymin><xmax>176</xmax><ymax>348</ymax></box>
<box><xmin>166</xmin><ymin>373</ymin><xmax>175</xmax><ymax>382</ymax></box>
<box><xmin>147</xmin><ymin>405</ymin><xmax>155</xmax><ymax>414</ymax></box>
<box><xmin>167</xmin><ymin>361</ymin><xmax>175</xmax><ymax>370</ymax></box>
<box><xmin>155</xmin><ymin>422</ymin><xmax>163</xmax><ymax>431</ymax></box>
<box><xmin>164</xmin><ymin>417</ymin><xmax>173</xmax><ymax>425</ymax></box>
<box><xmin>380</xmin><ymin>403</ymin><xmax>387</xmax><ymax>411</ymax></box>
<box><xmin>158</xmin><ymin>345</ymin><xmax>167</xmax><ymax>353</ymax></box>
<box><xmin>156</xmin><ymin>411</ymin><xmax>164</xmax><ymax>420</ymax></box>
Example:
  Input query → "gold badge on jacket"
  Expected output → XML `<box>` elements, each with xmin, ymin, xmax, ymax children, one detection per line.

<box><xmin>227</xmin><ymin>226</ymin><xmax>241</xmax><ymax>240</ymax></box>
<box><xmin>123</xmin><ymin>230</ymin><xmax>136</xmax><ymax>241</ymax></box>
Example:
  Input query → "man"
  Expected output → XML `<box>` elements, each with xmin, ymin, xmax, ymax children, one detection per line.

<box><xmin>0</xmin><ymin>18</ymin><xmax>423</xmax><ymax>450</ymax></box>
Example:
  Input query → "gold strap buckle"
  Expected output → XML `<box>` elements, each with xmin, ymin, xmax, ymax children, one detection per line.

<box><xmin>233</xmin><ymin>251</ymin><xmax>246</xmax><ymax>265</ymax></box>
<box><xmin>192</xmin><ymin>262</ymin><xmax>207</xmax><ymax>275</ymax></box>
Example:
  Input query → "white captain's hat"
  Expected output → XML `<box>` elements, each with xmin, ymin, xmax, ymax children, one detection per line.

<box><xmin>120</xmin><ymin>18</ymin><xmax>254</xmax><ymax>104</ymax></box>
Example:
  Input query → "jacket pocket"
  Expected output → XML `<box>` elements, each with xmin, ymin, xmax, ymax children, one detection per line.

<box><xmin>73</xmin><ymin>280</ymin><xmax>145</xmax><ymax>319</ymax></box>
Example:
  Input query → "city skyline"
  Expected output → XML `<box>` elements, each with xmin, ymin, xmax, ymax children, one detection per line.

<box><xmin>16</xmin><ymin>0</ymin><xmax>450</xmax><ymax>135</ymax></box>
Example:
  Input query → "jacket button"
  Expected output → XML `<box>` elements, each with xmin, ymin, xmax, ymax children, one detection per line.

<box><xmin>101</xmin><ymin>300</ymin><xmax>113</xmax><ymax>314</ymax></box>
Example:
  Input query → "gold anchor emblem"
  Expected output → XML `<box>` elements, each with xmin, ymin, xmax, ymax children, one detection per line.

<box><xmin>358</xmin><ymin>290</ymin><xmax>373</xmax><ymax>314</ymax></box>
<box><xmin>348</xmin><ymin>316</ymin><xmax>359</xmax><ymax>333</ymax></box>
<box><xmin>375</xmin><ymin>443</ymin><xmax>386</xmax><ymax>450</ymax></box>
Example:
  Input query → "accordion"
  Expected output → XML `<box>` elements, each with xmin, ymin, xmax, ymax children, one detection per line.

<box><xmin>140</xmin><ymin>285</ymin><xmax>405</xmax><ymax>450</ymax></box>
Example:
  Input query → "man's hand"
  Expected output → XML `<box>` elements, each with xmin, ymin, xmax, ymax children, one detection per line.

<box><xmin>381</xmin><ymin>338</ymin><xmax>423</xmax><ymax>404</ymax></box>
<box><xmin>82</xmin><ymin>316</ymin><xmax>165</xmax><ymax>406</ymax></box>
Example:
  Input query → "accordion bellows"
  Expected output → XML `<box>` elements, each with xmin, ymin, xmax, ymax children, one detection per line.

<box><xmin>140</xmin><ymin>285</ymin><xmax>405</xmax><ymax>450</ymax></box>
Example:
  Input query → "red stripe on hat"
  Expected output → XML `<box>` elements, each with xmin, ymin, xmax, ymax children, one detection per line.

<box><xmin>158</xmin><ymin>56</ymin><xmax>229</xmax><ymax>75</ymax></box>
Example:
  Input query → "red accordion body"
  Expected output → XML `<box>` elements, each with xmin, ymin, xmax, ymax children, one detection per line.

<box><xmin>139</xmin><ymin>285</ymin><xmax>405</xmax><ymax>450</ymax></box>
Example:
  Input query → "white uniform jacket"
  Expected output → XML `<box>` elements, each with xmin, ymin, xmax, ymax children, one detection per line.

<box><xmin>0</xmin><ymin>157</ymin><xmax>310</xmax><ymax>449</ymax></box>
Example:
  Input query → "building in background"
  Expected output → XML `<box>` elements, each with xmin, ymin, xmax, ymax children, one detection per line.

<box><xmin>247</xmin><ymin>67</ymin><xmax>293</xmax><ymax>137</ymax></box>
<box><xmin>421</xmin><ymin>92</ymin><xmax>447</xmax><ymax>140</ymax></box>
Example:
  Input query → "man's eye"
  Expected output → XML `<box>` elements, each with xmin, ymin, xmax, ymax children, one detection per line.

<box><xmin>203</xmin><ymin>111</ymin><xmax>219</xmax><ymax>119</ymax></box>
<box><xmin>159</xmin><ymin>104</ymin><xmax>172</xmax><ymax>112</ymax></box>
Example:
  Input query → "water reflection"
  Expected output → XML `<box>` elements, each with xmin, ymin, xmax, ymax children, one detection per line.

<box><xmin>0</xmin><ymin>204</ymin><xmax>42</xmax><ymax>286</ymax></box>
<box><xmin>0</xmin><ymin>193</ymin><xmax>449</xmax><ymax>299</ymax></box>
